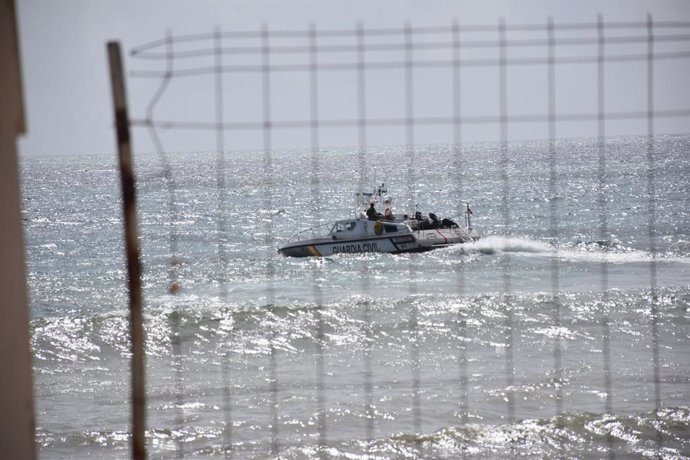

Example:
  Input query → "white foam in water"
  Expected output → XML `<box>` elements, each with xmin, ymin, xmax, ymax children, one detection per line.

<box><xmin>460</xmin><ymin>235</ymin><xmax>690</xmax><ymax>265</ymax></box>
<box><xmin>464</xmin><ymin>235</ymin><xmax>554</xmax><ymax>255</ymax></box>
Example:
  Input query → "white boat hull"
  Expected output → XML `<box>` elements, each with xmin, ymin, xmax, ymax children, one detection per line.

<box><xmin>279</xmin><ymin>227</ymin><xmax>473</xmax><ymax>257</ymax></box>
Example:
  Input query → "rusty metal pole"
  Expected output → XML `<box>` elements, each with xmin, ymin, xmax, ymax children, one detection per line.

<box><xmin>107</xmin><ymin>41</ymin><xmax>146</xmax><ymax>460</ymax></box>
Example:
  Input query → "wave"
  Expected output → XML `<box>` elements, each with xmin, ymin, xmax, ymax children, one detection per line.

<box><xmin>36</xmin><ymin>407</ymin><xmax>690</xmax><ymax>458</ymax></box>
<box><xmin>275</xmin><ymin>407</ymin><xmax>690</xmax><ymax>459</ymax></box>
<box><xmin>32</xmin><ymin>285</ymin><xmax>689</xmax><ymax>367</ymax></box>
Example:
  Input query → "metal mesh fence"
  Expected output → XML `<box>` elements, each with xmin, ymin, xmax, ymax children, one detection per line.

<box><xmin>122</xmin><ymin>16</ymin><xmax>690</xmax><ymax>458</ymax></box>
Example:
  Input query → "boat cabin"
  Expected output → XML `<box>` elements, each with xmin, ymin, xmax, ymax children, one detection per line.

<box><xmin>329</xmin><ymin>218</ymin><xmax>410</xmax><ymax>240</ymax></box>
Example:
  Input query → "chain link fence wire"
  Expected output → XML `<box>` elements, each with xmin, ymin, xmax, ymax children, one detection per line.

<box><xmin>125</xmin><ymin>16</ymin><xmax>689</xmax><ymax>458</ymax></box>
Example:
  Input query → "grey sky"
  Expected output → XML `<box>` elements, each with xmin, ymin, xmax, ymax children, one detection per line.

<box><xmin>16</xmin><ymin>0</ymin><xmax>690</xmax><ymax>156</ymax></box>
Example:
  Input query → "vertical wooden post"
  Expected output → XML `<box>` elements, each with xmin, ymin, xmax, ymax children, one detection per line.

<box><xmin>107</xmin><ymin>41</ymin><xmax>146</xmax><ymax>460</ymax></box>
<box><xmin>0</xmin><ymin>0</ymin><xmax>36</xmax><ymax>458</ymax></box>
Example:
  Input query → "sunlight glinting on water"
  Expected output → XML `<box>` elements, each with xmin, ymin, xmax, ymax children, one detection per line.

<box><xmin>24</xmin><ymin>137</ymin><xmax>690</xmax><ymax>458</ymax></box>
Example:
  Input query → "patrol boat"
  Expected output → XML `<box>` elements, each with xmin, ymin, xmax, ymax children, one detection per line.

<box><xmin>278</xmin><ymin>185</ymin><xmax>479</xmax><ymax>257</ymax></box>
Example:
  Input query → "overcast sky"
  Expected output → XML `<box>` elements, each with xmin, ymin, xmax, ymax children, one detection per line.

<box><xmin>16</xmin><ymin>0</ymin><xmax>690</xmax><ymax>156</ymax></box>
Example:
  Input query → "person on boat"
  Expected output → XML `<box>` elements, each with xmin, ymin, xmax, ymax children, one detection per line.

<box><xmin>415</xmin><ymin>211</ymin><xmax>431</xmax><ymax>230</ymax></box>
<box><xmin>384</xmin><ymin>208</ymin><xmax>393</xmax><ymax>221</ymax></box>
<box><xmin>429</xmin><ymin>212</ymin><xmax>441</xmax><ymax>229</ymax></box>
<box><xmin>366</xmin><ymin>203</ymin><xmax>377</xmax><ymax>220</ymax></box>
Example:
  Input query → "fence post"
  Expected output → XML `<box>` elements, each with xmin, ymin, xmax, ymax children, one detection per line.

<box><xmin>107</xmin><ymin>41</ymin><xmax>146</xmax><ymax>460</ymax></box>
<box><xmin>0</xmin><ymin>0</ymin><xmax>36</xmax><ymax>458</ymax></box>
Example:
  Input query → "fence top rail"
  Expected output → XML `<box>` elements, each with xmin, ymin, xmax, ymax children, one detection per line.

<box><xmin>128</xmin><ymin>50</ymin><xmax>690</xmax><ymax>79</ymax></box>
<box><xmin>130</xmin><ymin>19</ymin><xmax>690</xmax><ymax>59</ymax></box>
<box><xmin>130</xmin><ymin>33</ymin><xmax>690</xmax><ymax>61</ymax></box>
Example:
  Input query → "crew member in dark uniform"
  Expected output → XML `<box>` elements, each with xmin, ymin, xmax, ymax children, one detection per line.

<box><xmin>366</xmin><ymin>203</ymin><xmax>377</xmax><ymax>220</ymax></box>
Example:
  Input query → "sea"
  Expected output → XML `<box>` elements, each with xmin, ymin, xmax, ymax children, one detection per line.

<box><xmin>22</xmin><ymin>135</ymin><xmax>690</xmax><ymax>459</ymax></box>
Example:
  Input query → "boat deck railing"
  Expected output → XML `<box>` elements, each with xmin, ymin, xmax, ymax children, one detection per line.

<box><xmin>283</xmin><ymin>222</ymin><xmax>333</xmax><ymax>244</ymax></box>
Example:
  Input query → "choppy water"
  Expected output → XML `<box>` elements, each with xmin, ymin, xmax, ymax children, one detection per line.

<box><xmin>23</xmin><ymin>136</ymin><xmax>690</xmax><ymax>458</ymax></box>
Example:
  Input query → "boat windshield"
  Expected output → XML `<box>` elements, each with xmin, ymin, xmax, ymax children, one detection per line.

<box><xmin>331</xmin><ymin>220</ymin><xmax>357</xmax><ymax>234</ymax></box>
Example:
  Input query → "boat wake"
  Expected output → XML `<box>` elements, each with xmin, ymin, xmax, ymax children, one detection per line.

<box><xmin>455</xmin><ymin>235</ymin><xmax>690</xmax><ymax>264</ymax></box>
<box><xmin>465</xmin><ymin>235</ymin><xmax>553</xmax><ymax>256</ymax></box>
